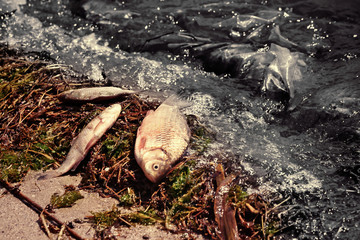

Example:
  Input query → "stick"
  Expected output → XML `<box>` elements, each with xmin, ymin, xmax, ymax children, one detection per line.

<box><xmin>40</xmin><ymin>210</ymin><xmax>53</xmax><ymax>240</ymax></box>
<box><xmin>57</xmin><ymin>224</ymin><xmax>66</xmax><ymax>240</ymax></box>
<box><xmin>0</xmin><ymin>180</ymin><xmax>84</xmax><ymax>240</ymax></box>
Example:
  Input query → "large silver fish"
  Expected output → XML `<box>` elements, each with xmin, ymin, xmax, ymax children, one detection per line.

<box><xmin>38</xmin><ymin>104</ymin><xmax>122</xmax><ymax>180</ymax></box>
<box><xmin>58</xmin><ymin>87</ymin><xmax>138</xmax><ymax>102</ymax></box>
<box><xmin>134</xmin><ymin>95</ymin><xmax>191</xmax><ymax>183</ymax></box>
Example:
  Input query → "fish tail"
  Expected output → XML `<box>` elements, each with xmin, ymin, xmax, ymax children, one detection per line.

<box><xmin>37</xmin><ymin>170</ymin><xmax>61</xmax><ymax>180</ymax></box>
<box><xmin>163</xmin><ymin>94</ymin><xmax>191</xmax><ymax>109</ymax></box>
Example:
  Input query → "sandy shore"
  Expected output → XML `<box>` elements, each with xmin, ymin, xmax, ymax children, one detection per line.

<box><xmin>0</xmin><ymin>171</ymin><xmax>195</xmax><ymax>239</ymax></box>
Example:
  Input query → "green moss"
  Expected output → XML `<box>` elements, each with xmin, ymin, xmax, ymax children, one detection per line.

<box><xmin>50</xmin><ymin>190</ymin><xmax>84</xmax><ymax>208</ymax></box>
<box><xmin>161</xmin><ymin>161</ymin><xmax>211</xmax><ymax>229</ymax></box>
<box><xmin>127</xmin><ymin>209</ymin><xmax>161</xmax><ymax>225</ymax></box>
<box><xmin>0</xmin><ymin>83</ymin><xmax>12</xmax><ymax>98</ymax></box>
<box><xmin>100</xmin><ymin>134</ymin><xmax>131</xmax><ymax>159</ymax></box>
<box><xmin>0</xmin><ymin>152</ymin><xmax>23</xmax><ymax>182</ymax></box>
<box><xmin>227</xmin><ymin>185</ymin><xmax>248</xmax><ymax>206</ymax></box>
<box><xmin>178</xmin><ymin>181</ymin><xmax>204</xmax><ymax>204</ymax></box>
<box><xmin>167</xmin><ymin>165</ymin><xmax>193</xmax><ymax>199</ymax></box>
<box><xmin>0</xmin><ymin>56</ymin><xmax>66</xmax><ymax>182</ymax></box>
<box><xmin>187</xmin><ymin>115</ymin><xmax>215</xmax><ymax>153</ymax></box>
<box><xmin>33</xmin><ymin>142</ymin><xmax>53</xmax><ymax>154</ymax></box>
<box><xmin>0</xmin><ymin>166</ymin><xmax>22</xmax><ymax>183</ymax></box>
<box><xmin>264</xmin><ymin>221</ymin><xmax>280</xmax><ymax>237</ymax></box>
<box><xmin>0</xmin><ymin>64</ymin><xmax>39</xmax><ymax>98</ymax></box>
<box><xmin>0</xmin><ymin>149</ymin><xmax>56</xmax><ymax>182</ymax></box>
<box><xmin>92</xmin><ymin>207</ymin><xmax>121</xmax><ymax>231</ymax></box>
<box><xmin>92</xmin><ymin>207</ymin><xmax>161</xmax><ymax>232</ymax></box>
<box><xmin>118</xmin><ymin>188</ymin><xmax>137</xmax><ymax>207</ymax></box>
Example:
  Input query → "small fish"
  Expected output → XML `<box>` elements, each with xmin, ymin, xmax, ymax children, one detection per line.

<box><xmin>134</xmin><ymin>95</ymin><xmax>191</xmax><ymax>183</ymax></box>
<box><xmin>58</xmin><ymin>86</ymin><xmax>138</xmax><ymax>102</ymax></box>
<box><xmin>38</xmin><ymin>104</ymin><xmax>122</xmax><ymax>180</ymax></box>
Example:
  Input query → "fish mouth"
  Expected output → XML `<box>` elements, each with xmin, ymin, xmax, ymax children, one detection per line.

<box><xmin>146</xmin><ymin>174</ymin><xmax>160</xmax><ymax>183</ymax></box>
<box><xmin>144</xmin><ymin>168</ymin><xmax>167</xmax><ymax>183</ymax></box>
<box><xmin>143</xmin><ymin>171</ymin><xmax>165</xmax><ymax>183</ymax></box>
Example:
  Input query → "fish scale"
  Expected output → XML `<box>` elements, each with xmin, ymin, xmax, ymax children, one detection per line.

<box><xmin>160</xmin><ymin>123</ymin><xmax>186</xmax><ymax>160</ymax></box>
<box><xmin>134</xmin><ymin>95</ymin><xmax>191</xmax><ymax>182</ymax></box>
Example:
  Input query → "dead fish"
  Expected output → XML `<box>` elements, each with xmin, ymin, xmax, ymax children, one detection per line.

<box><xmin>58</xmin><ymin>87</ymin><xmax>138</xmax><ymax>102</ymax></box>
<box><xmin>38</xmin><ymin>104</ymin><xmax>122</xmax><ymax>180</ymax></box>
<box><xmin>134</xmin><ymin>95</ymin><xmax>191</xmax><ymax>183</ymax></box>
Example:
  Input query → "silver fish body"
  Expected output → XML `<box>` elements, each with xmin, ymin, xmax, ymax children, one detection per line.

<box><xmin>38</xmin><ymin>104</ymin><xmax>122</xmax><ymax>180</ymax></box>
<box><xmin>134</xmin><ymin>95</ymin><xmax>191</xmax><ymax>183</ymax></box>
<box><xmin>58</xmin><ymin>87</ymin><xmax>138</xmax><ymax>102</ymax></box>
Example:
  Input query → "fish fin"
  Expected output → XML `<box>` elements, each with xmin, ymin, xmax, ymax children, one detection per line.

<box><xmin>70</xmin><ymin>158</ymin><xmax>84</xmax><ymax>171</ymax></box>
<box><xmin>145</xmin><ymin>109</ymin><xmax>155</xmax><ymax>117</ymax></box>
<box><xmin>137</xmin><ymin>136</ymin><xmax>147</xmax><ymax>151</ymax></box>
<box><xmin>162</xmin><ymin>94</ymin><xmax>191</xmax><ymax>109</ymax></box>
<box><xmin>70</xmin><ymin>136</ymin><xmax>78</xmax><ymax>146</ymax></box>
<box><xmin>57</xmin><ymin>92</ymin><xmax>66</xmax><ymax>101</ymax></box>
<box><xmin>37</xmin><ymin>170</ymin><xmax>61</xmax><ymax>180</ymax></box>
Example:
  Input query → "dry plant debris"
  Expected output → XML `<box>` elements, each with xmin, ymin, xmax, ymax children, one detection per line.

<box><xmin>0</xmin><ymin>45</ymin><xmax>287</xmax><ymax>239</ymax></box>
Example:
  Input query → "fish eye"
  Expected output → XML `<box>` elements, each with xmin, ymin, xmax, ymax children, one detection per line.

<box><xmin>152</xmin><ymin>163</ymin><xmax>160</xmax><ymax>171</ymax></box>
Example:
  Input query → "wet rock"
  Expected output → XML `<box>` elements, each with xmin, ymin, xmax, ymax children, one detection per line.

<box><xmin>281</xmin><ymin>73</ymin><xmax>360</xmax><ymax>140</ymax></box>
<box><xmin>143</xmin><ymin>28</ymin><xmax>305</xmax><ymax>102</ymax></box>
<box><xmin>174</xmin><ymin>4</ymin><xmax>283</xmax><ymax>43</ymax></box>
<box><xmin>336</xmin><ymin>164</ymin><xmax>360</xmax><ymax>184</ymax></box>
<box><xmin>204</xmin><ymin>43</ymin><xmax>305</xmax><ymax>101</ymax></box>
<box><xmin>284</xmin><ymin>108</ymin><xmax>334</xmax><ymax>132</ymax></box>
<box><xmin>141</xmin><ymin>32</ymin><xmax>212</xmax><ymax>53</ymax></box>
<box><xmin>0</xmin><ymin>9</ymin><xmax>16</xmax><ymax>21</ymax></box>
<box><xmin>316</xmin><ymin>116</ymin><xmax>360</xmax><ymax>143</ymax></box>
<box><xmin>81</xmin><ymin>0</ymin><xmax>141</xmax><ymax>22</ymax></box>
<box><xmin>282</xmin><ymin>106</ymin><xmax>360</xmax><ymax>145</ymax></box>
<box><xmin>310</xmin><ymin>78</ymin><xmax>360</xmax><ymax>116</ymax></box>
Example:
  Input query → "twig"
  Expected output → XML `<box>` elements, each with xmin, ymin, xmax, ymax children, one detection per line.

<box><xmin>18</xmin><ymin>87</ymin><xmax>51</xmax><ymax>125</ymax></box>
<box><xmin>246</xmin><ymin>203</ymin><xmax>260</xmax><ymax>214</ymax></box>
<box><xmin>118</xmin><ymin>216</ymin><xmax>134</xmax><ymax>227</ymax></box>
<box><xmin>105</xmin><ymin>185</ymin><xmax>122</xmax><ymax>200</ymax></box>
<box><xmin>0</xmin><ymin>180</ymin><xmax>84</xmax><ymax>240</ymax></box>
<box><xmin>40</xmin><ymin>210</ymin><xmax>53</xmax><ymax>240</ymax></box>
<box><xmin>27</xmin><ymin>149</ymin><xmax>54</xmax><ymax>161</ymax></box>
<box><xmin>57</xmin><ymin>224</ymin><xmax>66</xmax><ymax>240</ymax></box>
<box><xmin>267</xmin><ymin>196</ymin><xmax>291</xmax><ymax>214</ymax></box>
<box><xmin>260</xmin><ymin>215</ymin><xmax>265</xmax><ymax>239</ymax></box>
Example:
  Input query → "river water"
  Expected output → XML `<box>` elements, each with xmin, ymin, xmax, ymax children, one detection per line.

<box><xmin>1</xmin><ymin>0</ymin><xmax>359</xmax><ymax>239</ymax></box>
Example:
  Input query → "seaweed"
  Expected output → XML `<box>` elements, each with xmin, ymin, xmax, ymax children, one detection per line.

<box><xmin>0</xmin><ymin>44</ymin><xmax>288</xmax><ymax>239</ymax></box>
<box><xmin>187</xmin><ymin>114</ymin><xmax>215</xmax><ymax>153</ymax></box>
<box><xmin>0</xmin><ymin>46</ymin><xmax>71</xmax><ymax>182</ymax></box>
<box><xmin>118</xmin><ymin>187</ymin><xmax>137</xmax><ymax>207</ymax></box>
<box><xmin>90</xmin><ymin>206</ymin><xmax>162</xmax><ymax>234</ymax></box>
<box><xmin>0</xmin><ymin>149</ymin><xmax>55</xmax><ymax>182</ymax></box>
<box><xmin>91</xmin><ymin>206</ymin><xmax>122</xmax><ymax>231</ymax></box>
<box><xmin>50</xmin><ymin>190</ymin><xmax>84</xmax><ymax>208</ymax></box>
<box><xmin>127</xmin><ymin>209</ymin><xmax>162</xmax><ymax>225</ymax></box>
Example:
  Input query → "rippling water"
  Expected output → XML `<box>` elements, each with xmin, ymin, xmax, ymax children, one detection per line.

<box><xmin>1</xmin><ymin>0</ymin><xmax>359</xmax><ymax>239</ymax></box>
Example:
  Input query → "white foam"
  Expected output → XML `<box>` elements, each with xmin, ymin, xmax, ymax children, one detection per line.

<box><xmin>279</xmin><ymin>168</ymin><xmax>322</xmax><ymax>192</ymax></box>
<box><xmin>185</xmin><ymin>93</ymin><xmax>217</xmax><ymax>116</ymax></box>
